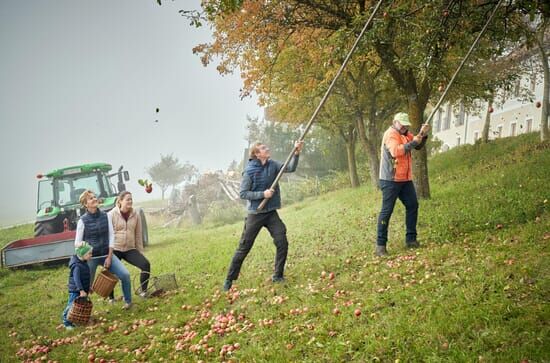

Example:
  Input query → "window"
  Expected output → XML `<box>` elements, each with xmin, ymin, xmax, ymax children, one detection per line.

<box><xmin>37</xmin><ymin>180</ymin><xmax>54</xmax><ymax>211</ymax></box>
<box><xmin>435</xmin><ymin>108</ymin><xmax>442</xmax><ymax>132</ymax></box>
<box><xmin>526</xmin><ymin>118</ymin><xmax>533</xmax><ymax>133</ymax></box>
<box><xmin>54</xmin><ymin>174</ymin><xmax>105</xmax><ymax>206</ymax></box>
<box><xmin>513</xmin><ymin>79</ymin><xmax>521</xmax><ymax>98</ymax></box>
<box><xmin>456</xmin><ymin>102</ymin><xmax>465</xmax><ymax>126</ymax></box>
<box><xmin>510</xmin><ymin>122</ymin><xmax>517</xmax><ymax>137</ymax></box>
<box><xmin>444</xmin><ymin>103</ymin><xmax>452</xmax><ymax>130</ymax></box>
<box><xmin>530</xmin><ymin>74</ymin><xmax>536</xmax><ymax>92</ymax></box>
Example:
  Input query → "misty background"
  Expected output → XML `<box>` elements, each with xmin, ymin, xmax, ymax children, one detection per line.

<box><xmin>0</xmin><ymin>1</ymin><xmax>262</xmax><ymax>227</ymax></box>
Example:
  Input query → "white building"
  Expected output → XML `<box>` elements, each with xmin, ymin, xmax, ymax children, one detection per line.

<box><xmin>432</xmin><ymin>72</ymin><xmax>545</xmax><ymax>151</ymax></box>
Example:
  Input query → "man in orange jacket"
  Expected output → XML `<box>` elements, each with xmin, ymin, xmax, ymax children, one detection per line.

<box><xmin>376</xmin><ymin>112</ymin><xmax>430</xmax><ymax>257</ymax></box>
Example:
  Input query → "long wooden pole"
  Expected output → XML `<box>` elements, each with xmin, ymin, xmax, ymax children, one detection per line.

<box><xmin>257</xmin><ymin>0</ymin><xmax>384</xmax><ymax>210</ymax></box>
<box><xmin>424</xmin><ymin>0</ymin><xmax>504</xmax><ymax>127</ymax></box>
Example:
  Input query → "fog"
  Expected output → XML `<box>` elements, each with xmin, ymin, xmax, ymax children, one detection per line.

<box><xmin>0</xmin><ymin>1</ymin><xmax>262</xmax><ymax>227</ymax></box>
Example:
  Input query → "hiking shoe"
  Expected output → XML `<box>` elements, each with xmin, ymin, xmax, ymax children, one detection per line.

<box><xmin>375</xmin><ymin>245</ymin><xmax>388</xmax><ymax>257</ymax></box>
<box><xmin>223</xmin><ymin>279</ymin><xmax>233</xmax><ymax>292</ymax></box>
<box><xmin>122</xmin><ymin>303</ymin><xmax>132</xmax><ymax>310</ymax></box>
<box><xmin>65</xmin><ymin>325</ymin><xmax>75</xmax><ymax>331</ymax></box>
<box><xmin>272</xmin><ymin>276</ymin><xmax>285</xmax><ymax>283</ymax></box>
<box><xmin>406</xmin><ymin>240</ymin><xmax>420</xmax><ymax>249</ymax></box>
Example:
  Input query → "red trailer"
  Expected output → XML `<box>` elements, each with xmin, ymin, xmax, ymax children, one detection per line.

<box><xmin>1</xmin><ymin>231</ymin><xmax>75</xmax><ymax>268</ymax></box>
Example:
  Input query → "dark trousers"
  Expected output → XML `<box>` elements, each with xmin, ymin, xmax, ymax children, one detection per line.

<box><xmin>109</xmin><ymin>249</ymin><xmax>151</xmax><ymax>298</ymax></box>
<box><xmin>226</xmin><ymin>210</ymin><xmax>288</xmax><ymax>281</ymax></box>
<box><xmin>376</xmin><ymin>180</ymin><xmax>419</xmax><ymax>246</ymax></box>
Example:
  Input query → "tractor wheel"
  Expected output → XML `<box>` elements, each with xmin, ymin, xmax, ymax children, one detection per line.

<box><xmin>139</xmin><ymin>208</ymin><xmax>149</xmax><ymax>247</ymax></box>
<box><xmin>34</xmin><ymin>220</ymin><xmax>57</xmax><ymax>237</ymax></box>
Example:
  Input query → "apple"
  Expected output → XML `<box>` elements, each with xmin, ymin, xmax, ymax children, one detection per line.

<box><xmin>488</xmin><ymin>106</ymin><xmax>494</xmax><ymax>113</ymax></box>
<box><xmin>536</xmin><ymin>101</ymin><xmax>541</xmax><ymax>108</ymax></box>
<box><xmin>333</xmin><ymin>308</ymin><xmax>341</xmax><ymax>315</ymax></box>
<box><xmin>329</xmin><ymin>272</ymin><xmax>335</xmax><ymax>280</ymax></box>
<box><xmin>443</xmin><ymin>10</ymin><xmax>449</xmax><ymax>17</ymax></box>
<box><xmin>145</xmin><ymin>185</ymin><xmax>153</xmax><ymax>194</ymax></box>
<box><xmin>438</xmin><ymin>84</ymin><xmax>445</xmax><ymax>92</ymax></box>
<box><xmin>354</xmin><ymin>309</ymin><xmax>362</xmax><ymax>317</ymax></box>
<box><xmin>383</xmin><ymin>11</ymin><xmax>388</xmax><ymax>18</ymax></box>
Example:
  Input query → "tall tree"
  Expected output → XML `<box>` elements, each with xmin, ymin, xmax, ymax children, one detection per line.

<box><xmin>193</xmin><ymin>1</ymin><xmax>403</xmax><ymax>188</ymax></box>
<box><xmin>509</xmin><ymin>9</ymin><xmax>550</xmax><ymax>140</ymax></box>
<box><xmin>192</xmin><ymin>1</ymin><xmax>517</xmax><ymax>198</ymax></box>
<box><xmin>147</xmin><ymin>154</ymin><xmax>198</xmax><ymax>200</ymax></box>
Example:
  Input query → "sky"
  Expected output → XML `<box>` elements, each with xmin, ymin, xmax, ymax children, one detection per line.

<box><xmin>0</xmin><ymin>1</ymin><xmax>262</xmax><ymax>227</ymax></box>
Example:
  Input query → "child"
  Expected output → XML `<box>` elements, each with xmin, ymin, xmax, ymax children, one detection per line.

<box><xmin>62</xmin><ymin>242</ymin><xmax>93</xmax><ymax>329</ymax></box>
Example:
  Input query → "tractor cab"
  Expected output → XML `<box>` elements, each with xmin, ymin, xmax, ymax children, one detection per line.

<box><xmin>35</xmin><ymin>163</ymin><xmax>129</xmax><ymax>236</ymax></box>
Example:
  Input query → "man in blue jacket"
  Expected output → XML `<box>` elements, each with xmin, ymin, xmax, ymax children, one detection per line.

<box><xmin>223</xmin><ymin>140</ymin><xmax>304</xmax><ymax>291</ymax></box>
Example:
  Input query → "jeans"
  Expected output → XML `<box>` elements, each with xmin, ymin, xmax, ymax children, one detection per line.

<box><xmin>88</xmin><ymin>254</ymin><xmax>132</xmax><ymax>303</ymax></box>
<box><xmin>226</xmin><ymin>210</ymin><xmax>288</xmax><ymax>281</ymax></box>
<box><xmin>109</xmin><ymin>249</ymin><xmax>151</xmax><ymax>299</ymax></box>
<box><xmin>62</xmin><ymin>292</ymin><xmax>79</xmax><ymax>327</ymax></box>
<box><xmin>376</xmin><ymin>180</ymin><xmax>419</xmax><ymax>246</ymax></box>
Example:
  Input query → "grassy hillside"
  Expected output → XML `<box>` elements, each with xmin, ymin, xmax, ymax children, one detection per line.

<box><xmin>0</xmin><ymin>133</ymin><xmax>548</xmax><ymax>362</ymax></box>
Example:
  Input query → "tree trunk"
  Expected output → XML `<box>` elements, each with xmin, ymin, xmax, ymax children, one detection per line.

<box><xmin>342</xmin><ymin>126</ymin><xmax>360</xmax><ymax>188</ymax></box>
<box><xmin>537</xmin><ymin>29</ymin><xmax>550</xmax><ymax>141</ymax></box>
<box><xmin>355</xmin><ymin>115</ymin><xmax>380</xmax><ymax>188</ymax></box>
<box><xmin>188</xmin><ymin>195</ymin><xmax>202</xmax><ymax>225</ymax></box>
<box><xmin>481</xmin><ymin>98</ymin><xmax>493</xmax><ymax>143</ymax></box>
<box><xmin>408</xmin><ymin>98</ymin><xmax>430</xmax><ymax>199</ymax></box>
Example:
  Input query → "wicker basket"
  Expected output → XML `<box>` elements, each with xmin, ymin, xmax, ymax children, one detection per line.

<box><xmin>92</xmin><ymin>269</ymin><xmax>118</xmax><ymax>298</ymax></box>
<box><xmin>68</xmin><ymin>297</ymin><xmax>93</xmax><ymax>325</ymax></box>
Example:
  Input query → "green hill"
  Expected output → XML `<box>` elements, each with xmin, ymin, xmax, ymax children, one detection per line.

<box><xmin>1</xmin><ymin>133</ymin><xmax>548</xmax><ymax>362</ymax></box>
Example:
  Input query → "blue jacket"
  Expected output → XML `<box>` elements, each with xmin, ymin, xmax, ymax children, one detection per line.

<box><xmin>68</xmin><ymin>255</ymin><xmax>91</xmax><ymax>293</ymax></box>
<box><xmin>240</xmin><ymin>155</ymin><xmax>299</xmax><ymax>214</ymax></box>
<box><xmin>81</xmin><ymin>210</ymin><xmax>110</xmax><ymax>257</ymax></box>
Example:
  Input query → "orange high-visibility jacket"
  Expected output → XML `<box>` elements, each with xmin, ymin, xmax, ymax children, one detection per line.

<box><xmin>379</xmin><ymin>127</ymin><xmax>419</xmax><ymax>182</ymax></box>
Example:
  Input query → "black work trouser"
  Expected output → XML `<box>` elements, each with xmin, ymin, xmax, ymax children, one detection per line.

<box><xmin>226</xmin><ymin>210</ymin><xmax>288</xmax><ymax>281</ymax></box>
<box><xmin>109</xmin><ymin>249</ymin><xmax>151</xmax><ymax>298</ymax></box>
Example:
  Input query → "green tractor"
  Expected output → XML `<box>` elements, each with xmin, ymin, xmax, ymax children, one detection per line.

<box><xmin>35</xmin><ymin>162</ymin><xmax>148</xmax><ymax>245</ymax></box>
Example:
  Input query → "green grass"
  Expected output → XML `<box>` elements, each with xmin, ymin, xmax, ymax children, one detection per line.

<box><xmin>1</xmin><ymin>133</ymin><xmax>549</xmax><ymax>362</ymax></box>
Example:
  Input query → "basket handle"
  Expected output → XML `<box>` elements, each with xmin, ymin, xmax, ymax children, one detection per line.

<box><xmin>75</xmin><ymin>296</ymin><xmax>91</xmax><ymax>303</ymax></box>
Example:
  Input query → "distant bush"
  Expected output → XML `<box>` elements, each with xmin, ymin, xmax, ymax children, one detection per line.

<box><xmin>282</xmin><ymin>163</ymin><xmax>372</xmax><ymax>205</ymax></box>
<box><xmin>203</xmin><ymin>200</ymin><xmax>244</xmax><ymax>227</ymax></box>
